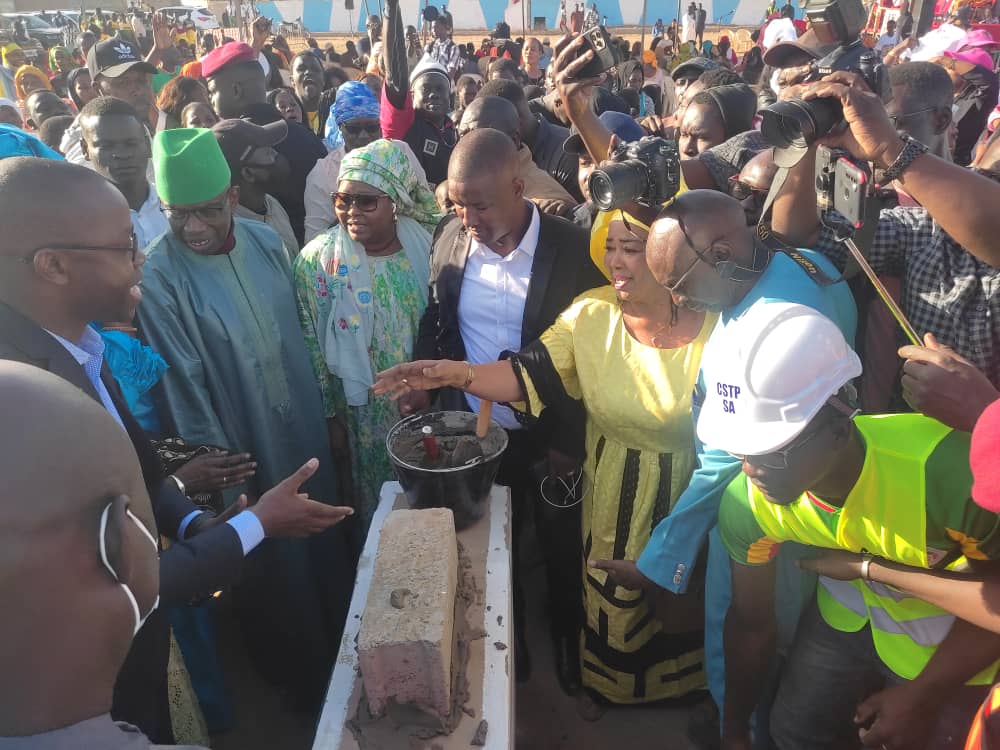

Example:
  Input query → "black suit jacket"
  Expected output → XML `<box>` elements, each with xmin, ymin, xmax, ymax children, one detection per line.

<box><xmin>0</xmin><ymin>301</ymin><xmax>245</xmax><ymax>741</ymax></box>
<box><xmin>414</xmin><ymin>209</ymin><xmax>606</xmax><ymax>457</ymax></box>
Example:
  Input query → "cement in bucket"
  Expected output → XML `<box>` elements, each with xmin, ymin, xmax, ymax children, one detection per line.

<box><xmin>386</xmin><ymin>410</ymin><xmax>508</xmax><ymax>530</ymax></box>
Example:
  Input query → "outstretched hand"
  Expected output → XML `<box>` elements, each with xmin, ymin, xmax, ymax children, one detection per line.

<box><xmin>588</xmin><ymin>558</ymin><xmax>649</xmax><ymax>590</ymax></box>
<box><xmin>249</xmin><ymin>458</ymin><xmax>353</xmax><ymax>538</ymax></box>
<box><xmin>373</xmin><ymin>360</ymin><xmax>465</xmax><ymax>400</ymax></box>
<box><xmin>797</xmin><ymin>549</ymin><xmax>866</xmax><ymax>581</ymax></box>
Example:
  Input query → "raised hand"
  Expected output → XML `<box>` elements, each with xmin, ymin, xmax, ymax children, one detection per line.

<box><xmin>249</xmin><ymin>458</ymin><xmax>353</xmax><ymax>538</ymax></box>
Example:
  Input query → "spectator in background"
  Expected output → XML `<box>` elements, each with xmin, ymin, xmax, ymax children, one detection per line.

<box><xmin>23</xmin><ymin>91</ymin><xmax>72</xmax><ymax>132</ymax></box>
<box><xmin>213</xmin><ymin>117</ymin><xmax>299</xmax><ymax>258</ymax></box>
<box><xmin>679</xmin><ymin>83</ymin><xmax>757</xmax><ymax>157</ymax></box>
<box><xmin>522</xmin><ymin>37</ymin><xmax>546</xmax><ymax>86</ymax></box>
<box><xmin>67</xmin><ymin>67</ymin><xmax>97</xmax><ymax>110</ymax></box>
<box><xmin>304</xmin><ymin>80</ymin><xmax>387</xmax><ymax>242</ymax></box>
<box><xmin>155</xmin><ymin>75</ymin><xmax>210</xmax><ymax>129</ymax></box>
<box><xmin>458</xmin><ymin>95</ymin><xmax>577</xmax><ymax>217</ymax></box>
<box><xmin>47</xmin><ymin>46</ymin><xmax>75</xmax><ymax>97</ymax></box>
<box><xmin>382</xmin><ymin>0</ymin><xmax>455</xmax><ymax>184</ymax></box>
<box><xmin>875</xmin><ymin>19</ymin><xmax>901</xmax><ymax>53</ymax></box>
<box><xmin>426</xmin><ymin>17</ymin><xmax>462</xmax><ymax>79</ymax></box>
<box><xmin>716</xmin><ymin>35</ymin><xmax>737</xmax><ymax>66</ymax></box>
<box><xmin>454</xmin><ymin>73</ymin><xmax>483</xmax><ymax>121</ymax></box>
<box><xmin>781</xmin><ymin>0</ymin><xmax>796</xmax><ymax>18</ymax></box>
<box><xmin>290</xmin><ymin>51</ymin><xmax>326</xmax><ymax>134</ymax></box>
<box><xmin>180</xmin><ymin>100</ymin><xmax>218</xmax><ymax>128</ymax></box>
<box><xmin>268</xmin><ymin>86</ymin><xmax>306</xmax><ymax>125</ymax></box>
<box><xmin>37</xmin><ymin>114</ymin><xmax>74</xmax><ymax>152</ymax></box>
<box><xmin>0</xmin><ymin>98</ymin><xmax>22</xmax><ymax>128</ymax></box>
<box><xmin>14</xmin><ymin>66</ymin><xmax>52</xmax><ymax>106</ymax></box>
<box><xmin>481</xmin><ymin>77</ymin><xmax>583</xmax><ymax>201</ymax></box>
<box><xmin>306</xmin><ymin>36</ymin><xmax>324</xmax><ymax>62</ymax></box>
<box><xmin>489</xmin><ymin>56</ymin><xmax>523</xmax><ymax>83</ymax></box>
<box><xmin>935</xmin><ymin>47</ymin><xmax>999</xmax><ymax>165</ymax></box>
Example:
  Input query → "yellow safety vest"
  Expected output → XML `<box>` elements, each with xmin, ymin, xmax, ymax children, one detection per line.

<box><xmin>747</xmin><ymin>413</ymin><xmax>997</xmax><ymax>685</ymax></box>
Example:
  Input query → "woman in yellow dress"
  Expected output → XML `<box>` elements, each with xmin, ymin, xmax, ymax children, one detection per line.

<box><xmin>375</xmin><ymin>209</ymin><xmax>716</xmax><ymax>709</ymax></box>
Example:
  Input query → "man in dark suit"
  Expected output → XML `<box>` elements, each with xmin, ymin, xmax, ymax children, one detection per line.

<box><xmin>408</xmin><ymin>129</ymin><xmax>605</xmax><ymax>693</ymax></box>
<box><xmin>0</xmin><ymin>157</ymin><xmax>353</xmax><ymax>742</ymax></box>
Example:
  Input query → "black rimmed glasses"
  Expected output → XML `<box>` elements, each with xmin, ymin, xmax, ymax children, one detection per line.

<box><xmin>14</xmin><ymin>231</ymin><xmax>140</xmax><ymax>264</ymax></box>
<box><xmin>161</xmin><ymin>202</ymin><xmax>228</xmax><ymax>224</ymax></box>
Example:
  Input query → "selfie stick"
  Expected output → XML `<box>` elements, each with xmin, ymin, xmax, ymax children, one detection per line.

<box><xmin>841</xmin><ymin>236</ymin><xmax>921</xmax><ymax>346</ymax></box>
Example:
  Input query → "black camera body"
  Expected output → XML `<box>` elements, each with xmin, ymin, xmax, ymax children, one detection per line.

<box><xmin>759</xmin><ymin>0</ymin><xmax>890</xmax><ymax>164</ymax></box>
<box><xmin>569</xmin><ymin>23</ymin><xmax>623</xmax><ymax>80</ymax></box>
<box><xmin>815</xmin><ymin>144</ymin><xmax>871</xmax><ymax>231</ymax></box>
<box><xmin>588</xmin><ymin>136</ymin><xmax>681</xmax><ymax>211</ymax></box>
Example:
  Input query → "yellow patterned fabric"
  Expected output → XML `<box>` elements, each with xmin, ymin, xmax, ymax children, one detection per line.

<box><xmin>517</xmin><ymin>285</ymin><xmax>715</xmax><ymax>703</ymax></box>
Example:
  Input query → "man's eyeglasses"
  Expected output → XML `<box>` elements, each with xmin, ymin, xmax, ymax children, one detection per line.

<box><xmin>161</xmin><ymin>202</ymin><xmax>228</xmax><ymax>224</ymax></box>
<box><xmin>887</xmin><ymin>107</ymin><xmax>936</xmax><ymax>129</ymax></box>
<box><xmin>661</xmin><ymin>215</ymin><xmax>769</xmax><ymax>294</ymax></box>
<box><xmin>15</xmin><ymin>231</ymin><xmax>140</xmax><ymax>264</ymax></box>
<box><xmin>332</xmin><ymin>192</ymin><xmax>389</xmax><ymax>212</ymax></box>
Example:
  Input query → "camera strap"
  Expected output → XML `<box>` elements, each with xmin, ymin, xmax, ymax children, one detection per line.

<box><xmin>756</xmin><ymin>166</ymin><xmax>843</xmax><ymax>287</ymax></box>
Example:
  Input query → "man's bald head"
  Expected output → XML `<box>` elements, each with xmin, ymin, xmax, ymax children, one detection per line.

<box><xmin>0</xmin><ymin>157</ymin><xmax>139</xmax><ymax>327</ymax></box>
<box><xmin>458</xmin><ymin>95</ymin><xmax>521</xmax><ymax>143</ymax></box>
<box><xmin>0</xmin><ymin>361</ymin><xmax>156</xmax><ymax>735</ymax></box>
<box><xmin>647</xmin><ymin>189</ymin><xmax>760</xmax><ymax>313</ymax></box>
<box><xmin>449</xmin><ymin>127</ymin><xmax>520</xmax><ymax>184</ymax></box>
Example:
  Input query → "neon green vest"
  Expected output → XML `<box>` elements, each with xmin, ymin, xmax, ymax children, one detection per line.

<box><xmin>747</xmin><ymin>413</ymin><xmax>997</xmax><ymax>685</ymax></box>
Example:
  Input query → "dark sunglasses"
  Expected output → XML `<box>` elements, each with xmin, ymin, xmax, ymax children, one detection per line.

<box><xmin>16</xmin><ymin>231</ymin><xmax>140</xmax><ymax>264</ymax></box>
<box><xmin>332</xmin><ymin>192</ymin><xmax>389</xmax><ymax>212</ymax></box>
<box><xmin>341</xmin><ymin>121</ymin><xmax>381</xmax><ymax>137</ymax></box>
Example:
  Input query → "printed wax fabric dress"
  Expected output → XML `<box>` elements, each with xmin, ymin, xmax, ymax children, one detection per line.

<box><xmin>508</xmin><ymin>285</ymin><xmax>714</xmax><ymax>703</ymax></box>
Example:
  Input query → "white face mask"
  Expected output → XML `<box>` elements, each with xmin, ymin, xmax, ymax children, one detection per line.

<box><xmin>99</xmin><ymin>502</ymin><xmax>160</xmax><ymax>636</ymax></box>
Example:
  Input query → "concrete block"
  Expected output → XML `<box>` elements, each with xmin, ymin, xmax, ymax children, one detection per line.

<box><xmin>358</xmin><ymin>508</ymin><xmax>459</xmax><ymax>719</ymax></box>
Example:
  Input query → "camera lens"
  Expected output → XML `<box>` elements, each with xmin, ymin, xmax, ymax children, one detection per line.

<box><xmin>760</xmin><ymin>97</ymin><xmax>843</xmax><ymax>151</ymax></box>
<box><xmin>589</xmin><ymin>161</ymin><xmax>649</xmax><ymax>212</ymax></box>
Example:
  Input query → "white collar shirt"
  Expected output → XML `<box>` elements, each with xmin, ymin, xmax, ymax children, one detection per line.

<box><xmin>131</xmin><ymin>182</ymin><xmax>169</xmax><ymax>249</ymax></box>
<box><xmin>458</xmin><ymin>202</ymin><xmax>540</xmax><ymax>430</ymax></box>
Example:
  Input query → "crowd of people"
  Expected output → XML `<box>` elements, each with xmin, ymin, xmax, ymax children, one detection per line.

<box><xmin>1</xmin><ymin>1</ymin><xmax>1000</xmax><ymax>749</ymax></box>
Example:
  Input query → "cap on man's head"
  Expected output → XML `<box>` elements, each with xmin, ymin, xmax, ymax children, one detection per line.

<box><xmin>696</xmin><ymin>302</ymin><xmax>861</xmax><ymax>456</ymax></box>
<box><xmin>671</xmin><ymin>57</ymin><xmax>719</xmax><ymax>82</ymax></box>
<box><xmin>971</xmin><ymin>398</ymin><xmax>1000</xmax><ymax>512</ymax></box>
<box><xmin>86</xmin><ymin>37</ymin><xmax>156</xmax><ymax>80</ymax></box>
<box><xmin>409</xmin><ymin>58</ymin><xmax>452</xmax><ymax>89</ymax></box>
<box><xmin>153</xmin><ymin>128</ymin><xmax>231</xmax><ymax>206</ymax></box>
<box><xmin>563</xmin><ymin>110</ymin><xmax>645</xmax><ymax>154</ymax></box>
<box><xmin>201</xmin><ymin>41</ymin><xmax>258</xmax><ymax>78</ymax></box>
<box><xmin>212</xmin><ymin>117</ymin><xmax>287</xmax><ymax>175</ymax></box>
<box><xmin>762</xmin><ymin>30</ymin><xmax>836</xmax><ymax>67</ymax></box>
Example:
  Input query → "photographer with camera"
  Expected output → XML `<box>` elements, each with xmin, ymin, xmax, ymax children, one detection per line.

<box><xmin>768</xmin><ymin>69</ymin><xmax>1000</xmax><ymax>430</ymax></box>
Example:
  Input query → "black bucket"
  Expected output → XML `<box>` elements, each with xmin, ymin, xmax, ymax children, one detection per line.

<box><xmin>385</xmin><ymin>411</ymin><xmax>508</xmax><ymax>530</ymax></box>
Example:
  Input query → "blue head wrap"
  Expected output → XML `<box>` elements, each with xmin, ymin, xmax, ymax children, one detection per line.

<box><xmin>324</xmin><ymin>80</ymin><xmax>381</xmax><ymax>150</ymax></box>
<box><xmin>0</xmin><ymin>123</ymin><xmax>63</xmax><ymax>160</ymax></box>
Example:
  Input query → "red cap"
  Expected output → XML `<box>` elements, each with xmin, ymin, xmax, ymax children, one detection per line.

<box><xmin>971</xmin><ymin>398</ymin><xmax>1000</xmax><ymax>512</ymax></box>
<box><xmin>201</xmin><ymin>42</ymin><xmax>257</xmax><ymax>78</ymax></box>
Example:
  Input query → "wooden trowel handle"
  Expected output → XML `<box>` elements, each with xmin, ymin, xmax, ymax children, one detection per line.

<box><xmin>476</xmin><ymin>401</ymin><xmax>493</xmax><ymax>439</ymax></box>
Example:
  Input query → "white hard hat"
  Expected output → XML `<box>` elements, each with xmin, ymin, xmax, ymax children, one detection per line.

<box><xmin>696</xmin><ymin>302</ymin><xmax>861</xmax><ymax>456</ymax></box>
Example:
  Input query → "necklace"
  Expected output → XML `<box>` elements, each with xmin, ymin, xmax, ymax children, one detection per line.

<box><xmin>620</xmin><ymin>296</ymin><xmax>679</xmax><ymax>348</ymax></box>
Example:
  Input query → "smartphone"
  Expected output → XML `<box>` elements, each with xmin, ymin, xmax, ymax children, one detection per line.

<box><xmin>567</xmin><ymin>24</ymin><xmax>622</xmax><ymax>80</ymax></box>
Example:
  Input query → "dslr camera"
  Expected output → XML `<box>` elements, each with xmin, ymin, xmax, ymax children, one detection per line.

<box><xmin>759</xmin><ymin>0</ymin><xmax>889</xmax><ymax>163</ymax></box>
<box><xmin>588</xmin><ymin>136</ymin><xmax>681</xmax><ymax>211</ymax></box>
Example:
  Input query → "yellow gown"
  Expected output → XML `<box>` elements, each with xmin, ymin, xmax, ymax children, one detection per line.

<box><xmin>513</xmin><ymin>285</ymin><xmax>714</xmax><ymax>704</ymax></box>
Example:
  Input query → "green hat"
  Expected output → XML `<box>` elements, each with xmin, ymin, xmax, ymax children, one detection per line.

<box><xmin>153</xmin><ymin>128</ymin><xmax>231</xmax><ymax>207</ymax></box>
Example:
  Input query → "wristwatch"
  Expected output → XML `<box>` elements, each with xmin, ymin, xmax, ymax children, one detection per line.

<box><xmin>167</xmin><ymin>474</ymin><xmax>187</xmax><ymax>497</ymax></box>
<box><xmin>880</xmin><ymin>134</ymin><xmax>928</xmax><ymax>185</ymax></box>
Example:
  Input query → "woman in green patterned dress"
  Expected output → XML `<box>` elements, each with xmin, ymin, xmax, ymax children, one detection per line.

<box><xmin>293</xmin><ymin>139</ymin><xmax>441</xmax><ymax>531</ymax></box>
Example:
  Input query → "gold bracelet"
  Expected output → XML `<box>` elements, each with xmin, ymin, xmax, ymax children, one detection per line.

<box><xmin>460</xmin><ymin>361</ymin><xmax>474</xmax><ymax>390</ymax></box>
